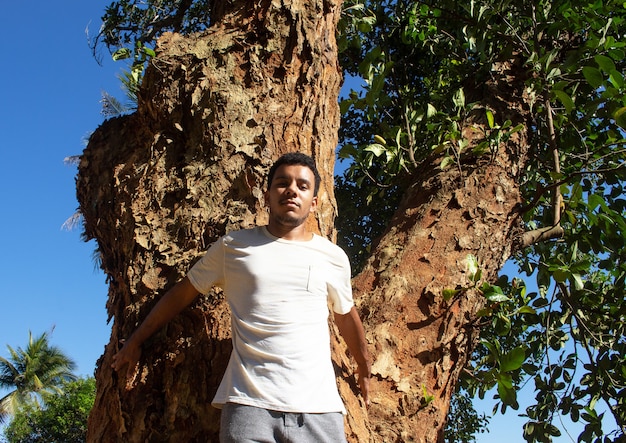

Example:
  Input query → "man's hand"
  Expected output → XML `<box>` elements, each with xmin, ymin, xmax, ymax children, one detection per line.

<box><xmin>109</xmin><ymin>277</ymin><xmax>200</xmax><ymax>389</ymax></box>
<box><xmin>357</xmin><ymin>361</ymin><xmax>372</xmax><ymax>407</ymax></box>
<box><xmin>111</xmin><ymin>339</ymin><xmax>141</xmax><ymax>390</ymax></box>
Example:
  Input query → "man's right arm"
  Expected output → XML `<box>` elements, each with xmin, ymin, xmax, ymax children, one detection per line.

<box><xmin>111</xmin><ymin>276</ymin><xmax>200</xmax><ymax>386</ymax></box>
<box><xmin>334</xmin><ymin>306</ymin><xmax>371</xmax><ymax>406</ymax></box>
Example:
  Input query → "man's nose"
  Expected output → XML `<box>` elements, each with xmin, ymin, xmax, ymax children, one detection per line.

<box><xmin>284</xmin><ymin>181</ymin><xmax>297</xmax><ymax>195</ymax></box>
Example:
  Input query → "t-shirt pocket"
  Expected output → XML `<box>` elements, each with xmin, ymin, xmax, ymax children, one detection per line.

<box><xmin>306</xmin><ymin>265</ymin><xmax>326</xmax><ymax>295</ymax></box>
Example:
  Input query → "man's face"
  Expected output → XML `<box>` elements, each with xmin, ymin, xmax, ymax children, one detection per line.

<box><xmin>265</xmin><ymin>164</ymin><xmax>318</xmax><ymax>228</ymax></box>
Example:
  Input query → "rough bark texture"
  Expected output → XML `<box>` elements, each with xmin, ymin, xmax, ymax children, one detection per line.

<box><xmin>353</xmin><ymin>59</ymin><xmax>532</xmax><ymax>442</ymax></box>
<box><xmin>79</xmin><ymin>0</ymin><xmax>533</xmax><ymax>440</ymax></box>
<box><xmin>78</xmin><ymin>1</ymin><xmax>347</xmax><ymax>441</ymax></box>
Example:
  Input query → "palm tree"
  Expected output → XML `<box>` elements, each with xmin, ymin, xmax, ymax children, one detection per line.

<box><xmin>0</xmin><ymin>330</ymin><xmax>77</xmax><ymax>423</ymax></box>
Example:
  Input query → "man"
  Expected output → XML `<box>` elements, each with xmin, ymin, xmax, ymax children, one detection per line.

<box><xmin>112</xmin><ymin>152</ymin><xmax>371</xmax><ymax>442</ymax></box>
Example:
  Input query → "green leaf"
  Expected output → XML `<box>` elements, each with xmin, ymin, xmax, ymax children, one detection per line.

<box><xmin>546</xmin><ymin>424</ymin><xmax>561</xmax><ymax>437</ymax></box>
<box><xmin>553</xmin><ymin>269</ymin><xmax>569</xmax><ymax>283</ymax></box>
<box><xmin>466</xmin><ymin>254</ymin><xmax>479</xmax><ymax>278</ymax></box>
<box><xmin>552</xmin><ymin>90</ymin><xmax>574</xmax><ymax>114</ymax></box>
<box><xmin>587</xmin><ymin>193</ymin><xmax>605</xmax><ymax>211</ymax></box>
<box><xmin>518</xmin><ymin>306</ymin><xmax>537</xmax><ymax>315</ymax></box>
<box><xmin>142</xmin><ymin>47</ymin><xmax>156</xmax><ymax>58</ymax></box>
<box><xmin>609</xmin><ymin>69</ymin><xmax>624</xmax><ymax>89</ymax></box>
<box><xmin>500</xmin><ymin>347</ymin><xmax>526</xmax><ymax>372</ymax></box>
<box><xmin>440</xmin><ymin>155</ymin><xmax>455</xmax><ymax>169</ymax></box>
<box><xmin>365</xmin><ymin>143</ymin><xmax>386</xmax><ymax>157</ymax></box>
<box><xmin>472</xmin><ymin>268</ymin><xmax>483</xmax><ymax>283</ymax></box>
<box><xmin>427</xmin><ymin>103</ymin><xmax>437</xmax><ymax>118</ymax></box>
<box><xmin>453</xmin><ymin>88</ymin><xmax>465</xmax><ymax>110</ymax></box>
<box><xmin>338</xmin><ymin>143</ymin><xmax>357</xmax><ymax>159</ymax></box>
<box><xmin>486</xmin><ymin>109</ymin><xmax>495</xmax><ymax>129</ymax></box>
<box><xmin>570</xmin><ymin>273</ymin><xmax>584</xmax><ymax>290</ymax></box>
<box><xmin>496</xmin><ymin>372</ymin><xmax>513</xmax><ymax>389</ymax></box>
<box><xmin>443</xmin><ymin>288</ymin><xmax>460</xmax><ymax>301</ymax></box>
<box><xmin>480</xmin><ymin>338</ymin><xmax>499</xmax><ymax>358</ymax></box>
<box><xmin>595</xmin><ymin>54</ymin><xmax>616</xmax><ymax>73</ymax></box>
<box><xmin>112</xmin><ymin>47</ymin><xmax>132</xmax><ymax>61</ymax></box>
<box><xmin>496</xmin><ymin>374</ymin><xmax>517</xmax><ymax>406</ymax></box>
<box><xmin>473</xmin><ymin>141</ymin><xmax>490</xmax><ymax>155</ymax></box>
<box><xmin>582</xmin><ymin>66</ymin><xmax>604</xmax><ymax>89</ymax></box>
<box><xmin>485</xmin><ymin>292</ymin><xmax>511</xmax><ymax>303</ymax></box>
<box><xmin>494</xmin><ymin>314</ymin><xmax>511</xmax><ymax>335</ymax></box>
<box><xmin>476</xmin><ymin>307</ymin><xmax>492</xmax><ymax>317</ymax></box>
<box><xmin>614</xmin><ymin>106</ymin><xmax>626</xmax><ymax>130</ymax></box>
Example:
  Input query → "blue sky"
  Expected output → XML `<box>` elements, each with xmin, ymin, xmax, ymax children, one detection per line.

<box><xmin>0</xmin><ymin>2</ymin><xmax>117</xmax><ymax>377</ymax></box>
<box><xmin>0</xmin><ymin>2</ymin><xmax>590</xmax><ymax>442</ymax></box>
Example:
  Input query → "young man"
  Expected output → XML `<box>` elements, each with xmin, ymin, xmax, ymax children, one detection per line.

<box><xmin>112</xmin><ymin>152</ymin><xmax>371</xmax><ymax>442</ymax></box>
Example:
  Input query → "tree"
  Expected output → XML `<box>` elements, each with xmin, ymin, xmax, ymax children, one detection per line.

<box><xmin>336</xmin><ymin>0</ymin><xmax>625</xmax><ymax>441</ymax></box>
<box><xmin>0</xmin><ymin>331</ymin><xmax>77</xmax><ymax>423</ymax></box>
<box><xmin>79</xmin><ymin>1</ymin><xmax>345</xmax><ymax>441</ymax></box>
<box><xmin>80</xmin><ymin>0</ymin><xmax>625</xmax><ymax>441</ymax></box>
<box><xmin>3</xmin><ymin>377</ymin><xmax>96</xmax><ymax>443</ymax></box>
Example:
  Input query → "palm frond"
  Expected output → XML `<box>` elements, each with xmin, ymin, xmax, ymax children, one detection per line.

<box><xmin>100</xmin><ymin>90</ymin><xmax>131</xmax><ymax>117</ymax></box>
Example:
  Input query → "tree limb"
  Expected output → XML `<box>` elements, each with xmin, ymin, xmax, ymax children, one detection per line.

<box><xmin>546</xmin><ymin>99</ymin><xmax>563</xmax><ymax>227</ymax></box>
<box><xmin>518</xmin><ymin>98</ymin><xmax>565</xmax><ymax>248</ymax></box>
<box><xmin>519</xmin><ymin>224</ymin><xmax>565</xmax><ymax>248</ymax></box>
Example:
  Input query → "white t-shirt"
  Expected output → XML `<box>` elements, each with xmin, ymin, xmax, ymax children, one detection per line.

<box><xmin>187</xmin><ymin>226</ymin><xmax>354</xmax><ymax>413</ymax></box>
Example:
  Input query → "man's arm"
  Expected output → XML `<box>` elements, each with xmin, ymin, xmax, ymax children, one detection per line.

<box><xmin>334</xmin><ymin>306</ymin><xmax>371</xmax><ymax>406</ymax></box>
<box><xmin>111</xmin><ymin>276</ymin><xmax>200</xmax><ymax>387</ymax></box>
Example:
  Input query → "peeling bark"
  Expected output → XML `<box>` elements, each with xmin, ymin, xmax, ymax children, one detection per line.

<box><xmin>354</xmin><ymin>156</ymin><xmax>524</xmax><ymax>442</ymax></box>
<box><xmin>79</xmin><ymin>1</ymin><xmax>534</xmax><ymax>441</ymax></box>
<box><xmin>351</xmin><ymin>59</ymin><xmax>532</xmax><ymax>442</ymax></box>
<box><xmin>79</xmin><ymin>1</ymin><xmax>346</xmax><ymax>441</ymax></box>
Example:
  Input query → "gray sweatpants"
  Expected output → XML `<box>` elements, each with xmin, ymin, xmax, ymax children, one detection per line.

<box><xmin>219</xmin><ymin>403</ymin><xmax>348</xmax><ymax>443</ymax></box>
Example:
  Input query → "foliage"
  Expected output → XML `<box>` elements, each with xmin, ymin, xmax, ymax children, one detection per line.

<box><xmin>336</xmin><ymin>0</ymin><xmax>626</xmax><ymax>441</ymax></box>
<box><xmin>335</xmin><ymin>171</ymin><xmax>400</xmax><ymax>275</ymax></box>
<box><xmin>444</xmin><ymin>389</ymin><xmax>490</xmax><ymax>443</ymax></box>
<box><xmin>90</xmin><ymin>0</ymin><xmax>213</xmax><ymax>109</ymax></box>
<box><xmin>91</xmin><ymin>0</ymin><xmax>212</xmax><ymax>57</ymax></box>
<box><xmin>0</xmin><ymin>331</ymin><xmax>77</xmax><ymax>423</ymax></box>
<box><xmin>92</xmin><ymin>0</ymin><xmax>626</xmax><ymax>441</ymax></box>
<box><xmin>100</xmin><ymin>91</ymin><xmax>133</xmax><ymax>117</ymax></box>
<box><xmin>3</xmin><ymin>377</ymin><xmax>96</xmax><ymax>443</ymax></box>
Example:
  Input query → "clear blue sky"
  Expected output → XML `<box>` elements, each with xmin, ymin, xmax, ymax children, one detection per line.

<box><xmin>0</xmin><ymin>1</ymin><xmax>117</xmax><ymax>377</ymax></box>
<box><xmin>0</xmin><ymin>2</ymin><xmax>589</xmax><ymax>442</ymax></box>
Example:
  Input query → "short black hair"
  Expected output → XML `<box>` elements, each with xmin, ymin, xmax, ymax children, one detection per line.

<box><xmin>267</xmin><ymin>152</ymin><xmax>321</xmax><ymax>196</ymax></box>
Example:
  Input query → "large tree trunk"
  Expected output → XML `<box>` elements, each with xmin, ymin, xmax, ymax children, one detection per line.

<box><xmin>78</xmin><ymin>1</ymin><xmax>346</xmax><ymax>441</ymax></box>
<box><xmin>79</xmin><ymin>0</ymin><xmax>533</xmax><ymax>440</ymax></box>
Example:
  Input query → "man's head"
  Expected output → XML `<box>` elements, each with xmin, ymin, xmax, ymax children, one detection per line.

<box><xmin>264</xmin><ymin>153</ymin><xmax>321</xmax><ymax>234</ymax></box>
<box><xmin>267</xmin><ymin>152</ymin><xmax>321</xmax><ymax>197</ymax></box>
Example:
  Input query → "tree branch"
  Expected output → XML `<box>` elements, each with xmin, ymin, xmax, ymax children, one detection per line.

<box><xmin>519</xmin><ymin>224</ymin><xmax>565</xmax><ymax>248</ymax></box>
<box><xmin>546</xmin><ymin>99</ymin><xmax>562</xmax><ymax>227</ymax></box>
<box><xmin>518</xmin><ymin>98</ymin><xmax>565</xmax><ymax>248</ymax></box>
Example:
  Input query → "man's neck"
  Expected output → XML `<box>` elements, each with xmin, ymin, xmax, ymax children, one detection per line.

<box><xmin>265</xmin><ymin>223</ymin><xmax>313</xmax><ymax>241</ymax></box>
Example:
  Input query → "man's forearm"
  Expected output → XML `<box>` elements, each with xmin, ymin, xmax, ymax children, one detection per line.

<box><xmin>334</xmin><ymin>307</ymin><xmax>370</xmax><ymax>369</ymax></box>
<box><xmin>126</xmin><ymin>277</ymin><xmax>200</xmax><ymax>347</ymax></box>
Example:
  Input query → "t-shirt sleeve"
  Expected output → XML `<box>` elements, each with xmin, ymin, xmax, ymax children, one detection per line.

<box><xmin>186</xmin><ymin>237</ymin><xmax>225</xmax><ymax>294</ymax></box>
<box><xmin>327</xmin><ymin>246</ymin><xmax>354</xmax><ymax>315</ymax></box>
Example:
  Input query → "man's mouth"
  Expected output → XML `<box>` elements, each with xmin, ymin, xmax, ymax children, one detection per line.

<box><xmin>281</xmin><ymin>199</ymin><xmax>300</xmax><ymax>208</ymax></box>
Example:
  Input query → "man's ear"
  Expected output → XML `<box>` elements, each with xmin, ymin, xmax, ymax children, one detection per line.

<box><xmin>309</xmin><ymin>196</ymin><xmax>318</xmax><ymax>213</ymax></box>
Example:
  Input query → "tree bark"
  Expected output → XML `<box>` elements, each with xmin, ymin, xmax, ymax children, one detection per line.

<box><xmin>78</xmin><ymin>1</ymin><xmax>344</xmax><ymax>441</ymax></box>
<box><xmin>79</xmin><ymin>1</ymin><xmax>534</xmax><ymax>441</ymax></box>
<box><xmin>349</xmin><ymin>59</ymin><xmax>532</xmax><ymax>442</ymax></box>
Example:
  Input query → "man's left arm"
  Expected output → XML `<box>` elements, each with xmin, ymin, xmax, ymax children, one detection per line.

<box><xmin>334</xmin><ymin>306</ymin><xmax>371</xmax><ymax>407</ymax></box>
